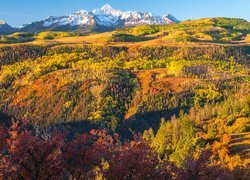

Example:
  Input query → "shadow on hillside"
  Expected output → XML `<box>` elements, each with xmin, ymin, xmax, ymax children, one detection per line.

<box><xmin>0</xmin><ymin>112</ymin><xmax>12</xmax><ymax>127</ymax></box>
<box><xmin>119</xmin><ymin>107</ymin><xmax>189</xmax><ymax>139</ymax></box>
<box><xmin>194</xmin><ymin>39</ymin><xmax>248</xmax><ymax>45</ymax></box>
<box><xmin>229</xmin><ymin>143</ymin><xmax>250</xmax><ymax>154</ymax></box>
<box><xmin>54</xmin><ymin>120</ymin><xmax>100</xmax><ymax>134</ymax></box>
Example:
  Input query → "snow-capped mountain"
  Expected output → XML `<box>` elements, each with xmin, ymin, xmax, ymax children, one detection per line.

<box><xmin>0</xmin><ymin>20</ymin><xmax>15</xmax><ymax>34</ymax></box>
<box><xmin>20</xmin><ymin>4</ymin><xmax>179</xmax><ymax>33</ymax></box>
<box><xmin>43</xmin><ymin>10</ymin><xmax>96</xmax><ymax>27</ymax></box>
<box><xmin>92</xmin><ymin>4</ymin><xmax>171</xmax><ymax>26</ymax></box>
<box><xmin>0</xmin><ymin>20</ymin><xmax>5</xmax><ymax>25</ymax></box>
<box><xmin>164</xmin><ymin>14</ymin><xmax>180</xmax><ymax>24</ymax></box>
<box><xmin>93</xmin><ymin>4</ymin><xmax>123</xmax><ymax>27</ymax></box>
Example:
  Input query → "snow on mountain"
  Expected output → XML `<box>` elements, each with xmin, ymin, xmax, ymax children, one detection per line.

<box><xmin>20</xmin><ymin>4</ymin><xmax>179</xmax><ymax>33</ymax></box>
<box><xmin>92</xmin><ymin>4</ymin><xmax>177</xmax><ymax>27</ymax></box>
<box><xmin>0</xmin><ymin>20</ymin><xmax>6</xmax><ymax>25</ymax></box>
<box><xmin>0</xmin><ymin>20</ymin><xmax>15</xmax><ymax>34</ymax></box>
<box><xmin>93</xmin><ymin>4</ymin><xmax>122</xmax><ymax>17</ymax></box>
<box><xmin>163</xmin><ymin>14</ymin><xmax>180</xmax><ymax>24</ymax></box>
<box><xmin>43</xmin><ymin>10</ymin><xmax>95</xmax><ymax>27</ymax></box>
<box><xmin>121</xmin><ymin>11</ymin><xmax>164</xmax><ymax>26</ymax></box>
<box><xmin>92</xmin><ymin>4</ymin><xmax>123</xmax><ymax>27</ymax></box>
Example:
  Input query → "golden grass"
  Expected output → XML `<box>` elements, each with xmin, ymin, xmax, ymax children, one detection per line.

<box><xmin>245</xmin><ymin>34</ymin><xmax>250</xmax><ymax>43</ymax></box>
<box><xmin>1</xmin><ymin>30</ymin><xmax>249</xmax><ymax>48</ymax></box>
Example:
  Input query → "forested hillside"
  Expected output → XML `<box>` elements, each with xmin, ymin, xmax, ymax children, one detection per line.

<box><xmin>1</xmin><ymin>17</ymin><xmax>250</xmax><ymax>45</ymax></box>
<box><xmin>0</xmin><ymin>17</ymin><xmax>250</xmax><ymax>179</ymax></box>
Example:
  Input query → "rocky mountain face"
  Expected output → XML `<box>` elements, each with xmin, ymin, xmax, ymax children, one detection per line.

<box><xmin>0</xmin><ymin>4</ymin><xmax>179</xmax><ymax>34</ymax></box>
<box><xmin>92</xmin><ymin>4</ymin><xmax>178</xmax><ymax>26</ymax></box>
<box><xmin>20</xmin><ymin>4</ymin><xmax>179</xmax><ymax>33</ymax></box>
<box><xmin>0</xmin><ymin>20</ymin><xmax>15</xmax><ymax>34</ymax></box>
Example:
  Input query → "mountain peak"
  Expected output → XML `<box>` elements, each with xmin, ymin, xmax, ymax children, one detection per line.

<box><xmin>165</xmin><ymin>14</ymin><xmax>180</xmax><ymax>23</ymax></box>
<box><xmin>101</xmin><ymin>4</ymin><xmax>113</xmax><ymax>10</ymax></box>
<box><xmin>0</xmin><ymin>20</ymin><xmax>6</xmax><ymax>25</ymax></box>
<box><xmin>93</xmin><ymin>4</ymin><xmax>121</xmax><ymax>16</ymax></box>
<box><xmin>74</xmin><ymin>9</ymin><xmax>88</xmax><ymax>14</ymax></box>
<box><xmin>19</xmin><ymin>5</ymin><xmax>179</xmax><ymax>33</ymax></box>
<box><xmin>0</xmin><ymin>20</ymin><xmax>15</xmax><ymax>34</ymax></box>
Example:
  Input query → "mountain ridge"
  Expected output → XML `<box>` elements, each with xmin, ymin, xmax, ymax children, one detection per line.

<box><xmin>0</xmin><ymin>4</ymin><xmax>179</xmax><ymax>34</ymax></box>
<box><xmin>0</xmin><ymin>20</ymin><xmax>15</xmax><ymax>34</ymax></box>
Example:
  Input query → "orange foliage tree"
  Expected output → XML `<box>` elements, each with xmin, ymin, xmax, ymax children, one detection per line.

<box><xmin>0</xmin><ymin>120</ymin><xmax>248</xmax><ymax>179</ymax></box>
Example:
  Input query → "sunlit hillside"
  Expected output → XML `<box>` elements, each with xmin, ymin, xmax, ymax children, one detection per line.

<box><xmin>1</xmin><ymin>18</ymin><xmax>250</xmax><ymax>47</ymax></box>
<box><xmin>0</xmin><ymin>17</ymin><xmax>250</xmax><ymax>178</ymax></box>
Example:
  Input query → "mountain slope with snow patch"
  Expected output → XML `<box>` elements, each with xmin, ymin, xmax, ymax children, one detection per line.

<box><xmin>19</xmin><ymin>4</ymin><xmax>179</xmax><ymax>33</ymax></box>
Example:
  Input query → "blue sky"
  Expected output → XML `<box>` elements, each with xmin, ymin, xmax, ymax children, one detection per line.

<box><xmin>1</xmin><ymin>0</ymin><xmax>250</xmax><ymax>27</ymax></box>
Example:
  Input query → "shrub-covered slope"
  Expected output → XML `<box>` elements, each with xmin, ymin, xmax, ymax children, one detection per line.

<box><xmin>0</xmin><ymin>44</ymin><xmax>249</xmax><ymax>131</ymax></box>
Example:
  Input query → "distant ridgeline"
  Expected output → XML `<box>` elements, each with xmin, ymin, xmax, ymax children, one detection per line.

<box><xmin>0</xmin><ymin>4</ymin><xmax>179</xmax><ymax>34</ymax></box>
<box><xmin>0</xmin><ymin>17</ymin><xmax>249</xmax><ymax>46</ymax></box>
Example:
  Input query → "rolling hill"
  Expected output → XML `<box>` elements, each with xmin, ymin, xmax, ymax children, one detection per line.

<box><xmin>1</xmin><ymin>17</ymin><xmax>249</xmax><ymax>47</ymax></box>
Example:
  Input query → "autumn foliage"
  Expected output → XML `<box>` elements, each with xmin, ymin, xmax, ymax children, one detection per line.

<box><xmin>1</xmin><ymin>121</ymin><xmax>249</xmax><ymax>179</ymax></box>
<box><xmin>0</xmin><ymin>121</ymin><xmax>175</xmax><ymax>179</ymax></box>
